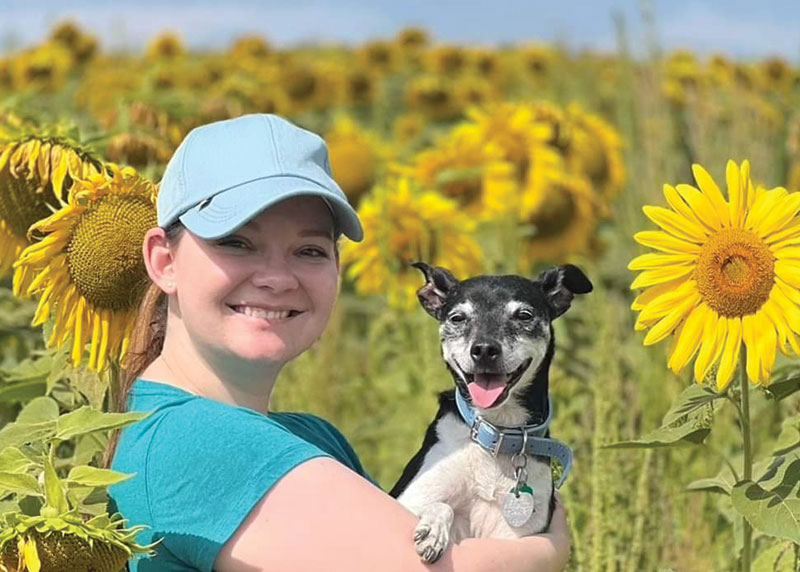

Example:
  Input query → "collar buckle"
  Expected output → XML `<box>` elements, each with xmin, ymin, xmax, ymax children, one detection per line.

<box><xmin>470</xmin><ymin>416</ymin><xmax>505</xmax><ymax>457</ymax></box>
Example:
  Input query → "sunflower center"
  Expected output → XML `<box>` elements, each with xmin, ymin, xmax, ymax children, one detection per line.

<box><xmin>0</xmin><ymin>164</ymin><xmax>59</xmax><ymax>238</ymax></box>
<box><xmin>529</xmin><ymin>183</ymin><xmax>575</xmax><ymax>238</ymax></box>
<box><xmin>695</xmin><ymin>227</ymin><xmax>775</xmax><ymax>317</ymax></box>
<box><xmin>66</xmin><ymin>194</ymin><xmax>156</xmax><ymax>311</ymax></box>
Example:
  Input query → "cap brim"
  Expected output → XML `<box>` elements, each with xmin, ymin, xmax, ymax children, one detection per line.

<box><xmin>178</xmin><ymin>175</ymin><xmax>363</xmax><ymax>241</ymax></box>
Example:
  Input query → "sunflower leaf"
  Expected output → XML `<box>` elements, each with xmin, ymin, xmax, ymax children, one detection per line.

<box><xmin>0</xmin><ymin>447</ymin><xmax>37</xmax><ymax>474</ymax></box>
<box><xmin>773</xmin><ymin>414</ymin><xmax>800</xmax><ymax>456</ymax></box>
<box><xmin>54</xmin><ymin>407</ymin><xmax>151</xmax><ymax>441</ymax></box>
<box><xmin>15</xmin><ymin>396</ymin><xmax>59</xmax><ymax>424</ymax></box>
<box><xmin>765</xmin><ymin>373</ymin><xmax>800</xmax><ymax>401</ymax></box>
<box><xmin>42</xmin><ymin>453</ymin><xmax>68</xmax><ymax>514</ymax></box>
<box><xmin>604</xmin><ymin>386</ymin><xmax>720</xmax><ymax>449</ymax></box>
<box><xmin>731</xmin><ymin>454</ymin><xmax>800</xmax><ymax>544</ymax></box>
<box><xmin>0</xmin><ymin>472</ymin><xmax>40</xmax><ymax>497</ymax></box>
<box><xmin>0</xmin><ymin>421</ymin><xmax>58</xmax><ymax>451</ymax></box>
<box><xmin>66</xmin><ymin>465</ymin><xmax>134</xmax><ymax>488</ymax></box>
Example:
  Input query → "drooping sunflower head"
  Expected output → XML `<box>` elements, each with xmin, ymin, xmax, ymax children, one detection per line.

<box><xmin>630</xmin><ymin>160</ymin><xmax>800</xmax><ymax>389</ymax></box>
<box><xmin>0</xmin><ymin>136</ymin><xmax>102</xmax><ymax>280</ymax></box>
<box><xmin>340</xmin><ymin>177</ymin><xmax>483</xmax><ymax>309</ymax></box>
<box><xmin>13</xmin><ymin>165</ymin><xmax>158</xmax><ymax>371</ymax></box>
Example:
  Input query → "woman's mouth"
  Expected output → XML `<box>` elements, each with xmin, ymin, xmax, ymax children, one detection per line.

<box><xmin>228</xmin><ymin>305</ymin><xmax>303</xmax><ymax>322</ymax></box>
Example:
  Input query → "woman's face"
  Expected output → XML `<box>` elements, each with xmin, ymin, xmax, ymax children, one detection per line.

<box><xmin>168</xmin><ymin>196</ymin><xmax>339</xmax><ymax>367</ymax></box>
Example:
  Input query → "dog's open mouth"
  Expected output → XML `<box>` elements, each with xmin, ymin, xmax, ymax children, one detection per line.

<box><xmin>463</xmin><ymin>358</ymin><xmax>533</xmax><ymax>409</ymax></box>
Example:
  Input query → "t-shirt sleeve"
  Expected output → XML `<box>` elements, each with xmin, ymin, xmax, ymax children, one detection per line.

<box><xmin>143</xmin><ymin>401</ymin><xmax>332</xmax><ymax>571</ymax></box>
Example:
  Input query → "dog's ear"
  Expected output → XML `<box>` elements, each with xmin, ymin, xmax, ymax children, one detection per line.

<box><xmin>412</xmin><ymin>262</ymin><xmax>459</xmax><ymax>320</ymax></box>
<box><xmin>538</xmin><ymin>264</ymin><xmax>593</xmax><ymax>318</ymax></box>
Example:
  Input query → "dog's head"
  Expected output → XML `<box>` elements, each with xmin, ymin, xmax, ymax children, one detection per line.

<box><xmin>413</xmin><ymin>262</ymin><xmax>592</xmax><ymax>412</ymax></box>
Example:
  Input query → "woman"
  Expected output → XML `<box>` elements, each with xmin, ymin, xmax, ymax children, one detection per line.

<box><xmin>107</xmin><ymin>113</ymin><xmax>571</xmax><ymax>572</ymax></box>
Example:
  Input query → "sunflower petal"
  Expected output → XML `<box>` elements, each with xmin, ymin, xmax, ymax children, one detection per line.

<box><xmin>642</xmin><ymin>205</ymin><xmax>707</xmax><ymax>243</ymax></box>
<box><xmin>643</xmin><ymin>292</ymin><xmax>699</xmax><ymax>346</ymax></box>
<box><xmin>694</xmin><ymin>312</ymin><xmax>727</xmax><ymax>383</ymax></box>
<box><xmin>636</xmin><ymin>279</ymin><xmax>697</xmax><ymax>323</ymax></box>
<box><xmin>633</xmin><ymin>230</ymin><xmax>701</xmax><ymax>254</ymax></box>
<box><xmin>741</xmin><ymin>313</ymin><xmax>760</xmax><ymax>384</ymax></box>
<box><xmin>630</xmin><ymin>265</ymin><xmax>693</xmax><ymax>289</ymax></box>
<box><xmin>668</xmin><ymin>303</ymin><xmax>708</xmax><ymax>374</ymax></box>
<box><xmin>663</xmin><ymin>184</ymin><xmax>710</xmax><ymax>231</ymax></box>
<box><xmin>757</xmin><ymin>311</ymin><xmax>778</xmax><ymax>384</ymax></box>
<box><xmin>727</xmin><ymin>160</ymin><xmax>743</xmax><ymax>227</ymax></box>
<box><xmin>692</xmin><ymin>164</ymin><xmax>730</xmax><ymax>227</ymax></box>
<box><xmin>628</xmin><ymin>252</ymin><xmax>697</xmax><ymax>270</ymax></box>
<box><xmin>631</xmin><ymin>278</ymin><xmax>687</xmax><ymax>311</ymax></box>
<box><xmin>676</xmin><ymin>184</ymin><xmax>723</xmax><ymax>230</ymax></box>
<box><xmin>716</xmin><ymin>317</ymin><xmax>742</xmax><ymax>390</ymax></box>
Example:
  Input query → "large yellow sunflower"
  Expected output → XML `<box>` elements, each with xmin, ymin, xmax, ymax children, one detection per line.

<box><xmin>341</xmin><ymin>177</ymin><xmax>482</xmax><ymax>309</ymax></box>
<box><xmin>13</xmin><ymin>165</ymin><xmax>157</xmax><ymax>371</ymax></box>
<box><xmin>630</xmin><ymin>160</ymin><xmax>800</xmax><ymax>389</ymax></box>
<box><xmin>0</xmin><ymin>136</ymin><xmax>102</xmax><ymax>283</ymax></box>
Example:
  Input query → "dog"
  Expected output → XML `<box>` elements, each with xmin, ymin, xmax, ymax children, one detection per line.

<box><xmin>389</xmin><ymin>262</ymin><xmax>592</xmax><ymax>563</ymax></box>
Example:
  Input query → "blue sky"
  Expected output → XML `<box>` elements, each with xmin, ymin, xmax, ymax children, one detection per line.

<box><xmin>2</xmin><ymin>0</ymin><xmax>798</xmax><ymax>60</ymax></box>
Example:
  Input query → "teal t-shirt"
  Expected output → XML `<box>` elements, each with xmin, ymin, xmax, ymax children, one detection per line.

<box><xmin>109</xmin><ymin>379</ymin><xmax>376</xmax><ymax>572</ymax></box>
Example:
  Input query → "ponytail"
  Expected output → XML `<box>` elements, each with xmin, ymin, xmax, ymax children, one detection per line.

<box><xmin>102</xmin><ymin>222</ymin><xmax>183</xmax><ymax>468</ymax></box>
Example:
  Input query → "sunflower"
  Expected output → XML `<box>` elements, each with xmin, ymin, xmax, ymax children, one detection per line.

<box><xmin>49</xmin><ymin>20</ymin><xmax>98</xmax><ymax>65</ymax></box>
<box><xmin>9</xmin><ymin>43</ymin><xmax>72</xmax><ymax>93</ymax></box>
<box><xmin>325</xmin><ymin>116</ymin><xmax>390</xmax><ymax>206</ymax></box>
<box><xmin>518</xmin><ymin>45</ymin><xmax>555</xmax><ymax>80</ymax></box>
<box><xmin>146</xmin><ymin>32</ymin><xmax>185</xmax><ymax>60</ymax></box>
<box><xmin>341</xmin><ymin>177</ymin><xmax>482</xmax><ymax>309</ymax></box>
<box><xmin>0</xmin><ymin>136</ymin><xmax>102</xmax><ymax>283</ymax></box>
<box><xmin>13</xmin><ymin>165</ymin><xmax>157</xmax><ymax>371</ymax></box>
<box><xmin>395</xmin><ymin>27</ymin><xmax>430</xmax><ymax>52</ymax></box>
<box><xmin>404</xmin><ymin>74</ymin><xmax>464</xmax><ymax>121</ymax></box>
<box><xmin>229</xmin><ymin>35</ymin><xmax>271</xmax><ymax>60</ymax></box>
<box><xmin>423</xmin><ymin>45</ymin><xmax>467</xmax><ymax>75</ymax></box>
<box><xmin>565</xmin><ymin>103</ymin><xmax>626</xmax><ymax>200</ymax></box>
<box><xmin>630</xmin><ymin>160</ymin><xmax>800</xmax><ymax>389</ymax></box>
<box><xmin>522</xmin><ymin>173</ymin><xmax>598</xmax><ymax>265</ymax></box>
<box><xmin>105</xmin><ymin>132</ymin><xmax>173</xmax><ymax>168</ymax></box>
<box><xmin>338</xmin><ymin>66</ymin><xmax>377</xmax><ymax>107</ymax></box>
<box><xmin>356</xmin><ymin>41</ymin><xmax>398</xmax><ymax>75</ymax></box>
<box><xmin>407</xmin><ymin>125</ymin><xmax>508</xmax><ymax>218</ymax></box>
<box><xmin>392</xmin><ymin>113</ymin><xmax>426</xmax><ymax>145</ymax></box>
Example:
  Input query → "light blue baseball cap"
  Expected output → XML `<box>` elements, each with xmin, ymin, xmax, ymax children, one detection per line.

<box><xmin>157</xmin><ymin>113</ymin><xmax>363</xmax><ymax>241</ymax></box>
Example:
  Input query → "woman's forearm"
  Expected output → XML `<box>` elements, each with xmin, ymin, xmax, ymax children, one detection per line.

<box><xmin>447</xmin><ymin>534</ymin><xmax>569</xmax><ymax>572</ymax></box>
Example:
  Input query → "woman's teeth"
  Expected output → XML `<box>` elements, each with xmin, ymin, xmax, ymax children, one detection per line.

<box><xmin>232</xmin><ymin>306</ymin><xmax>294</xmax><ymax>320</ymax></box>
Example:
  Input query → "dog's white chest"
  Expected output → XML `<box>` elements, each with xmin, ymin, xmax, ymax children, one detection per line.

<box><xmin>398</xmin><ymin>413</ymin><xmax>553</xmax><ymax>541</ymax></box>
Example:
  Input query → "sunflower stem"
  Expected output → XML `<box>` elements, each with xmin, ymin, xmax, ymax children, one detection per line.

<box><xmin>739</xmin><ymin>345</ymin><xmax>752</xmax><ymax>572</ymax></box>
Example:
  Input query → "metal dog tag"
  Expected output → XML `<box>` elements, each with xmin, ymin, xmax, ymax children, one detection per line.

<box><xmin>501</xmin><ymin>485</ymin><xmax>534</xmax><ymax>528</ymax></box>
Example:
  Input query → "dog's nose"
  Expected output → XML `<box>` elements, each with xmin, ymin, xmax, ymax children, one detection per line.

<box><xmin>470</xmin><ymin>341</ymin><xmax>501</xmax><ymax>364</ymax></box>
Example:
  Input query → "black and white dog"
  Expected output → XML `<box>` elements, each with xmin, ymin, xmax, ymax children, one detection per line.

<box><xmin>389</xmin><ymin>262</ymin><xmax>592</xmax><ymax>563</ymax></box>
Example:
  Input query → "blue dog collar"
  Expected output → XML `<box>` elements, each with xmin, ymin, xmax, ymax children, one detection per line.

<box><xmin>455</xmin><ymin>389</ymin><xmax>573</xmax><ymax>488</ymax></box>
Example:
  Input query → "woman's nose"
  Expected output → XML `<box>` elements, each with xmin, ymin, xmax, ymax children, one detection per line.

<box><xmin>250</xmin><ymin>256</ymin><xmax>300</xmax><ymax>292</ymax></box>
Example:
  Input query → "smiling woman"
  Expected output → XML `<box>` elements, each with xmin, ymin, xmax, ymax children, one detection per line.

<box><xmin>103</xmin><ymin>113</ymin><xmax>570</xmax><ymax>572</ymax></box>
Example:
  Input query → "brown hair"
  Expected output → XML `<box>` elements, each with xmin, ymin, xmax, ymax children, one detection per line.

<box><xmin>102</xmin><ymin>222</ymin><xmax>184</xmax><ymax>469</ymax></box>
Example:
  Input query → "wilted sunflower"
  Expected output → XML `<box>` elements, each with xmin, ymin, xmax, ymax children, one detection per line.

<box><xmin>13</xmin><ymin>165</ymin><xmax>157</xmax><ymax>371</ymax></box>
<box><xmin>630</xmin><ymin>160</ymin><xmax>800</xmax><ymax>389</ymax></box>
<box><xmin>0</xmin><ymin>136</ymin><xmax>102</xmax><ymax>282</ymax></box>
<box><xmin>341</xmin><ymin>177</ymin><xmax>482</xmax><ymax>309</ymax></box>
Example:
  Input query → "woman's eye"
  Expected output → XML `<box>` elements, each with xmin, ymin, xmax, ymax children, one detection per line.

<box><xmin>515</xmin><ymin>309</ymin><xmax>534</xmax><ymax>321</ymax></box>
<box><xmin>299</xmin><ymin>246</ymin><xmax>329</xmax><ymax>258</ymax></box>
<box><xmin>218</xmin><ymin>238</ymin><xmax>250</xmax><ymax>249</ymax></box>
<box><xmin>448</xmin><ymin>313</ymin><xmax>467</xmax><ymax>324</ymax></box>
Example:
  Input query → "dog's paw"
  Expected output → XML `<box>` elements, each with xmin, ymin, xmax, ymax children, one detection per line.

<box><xmin>413</xmin><ymin>503</ymin><xmax>454</xmax><ymax>564</ymax></box>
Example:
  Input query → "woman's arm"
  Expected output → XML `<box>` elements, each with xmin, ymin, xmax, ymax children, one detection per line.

<box><xmin>215</xmin><ymin>457</ymin><xmax>570</xmax><ymax>572</ymax></box>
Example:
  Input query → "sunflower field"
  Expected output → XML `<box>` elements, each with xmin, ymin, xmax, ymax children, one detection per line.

<box><xmin>2</xmin><ymin>18</ymin><xmax>800</xmax><ymax>571</ymax></box>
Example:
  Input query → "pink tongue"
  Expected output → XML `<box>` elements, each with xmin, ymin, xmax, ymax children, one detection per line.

<box><xmin>468</xmin><ymin>374</ymin><xmax>507</xmax><ymax>408</ymax></box>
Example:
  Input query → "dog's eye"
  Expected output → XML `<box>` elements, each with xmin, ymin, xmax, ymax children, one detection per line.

<box><xmin>514</xmin><ymin>309</ymin><xmax>534</xmax><ymax>322</ymax></box>
<box><xmin>448</xmin><ymin>312</ymin><xmax>467</xmax><ymax>324</ymax></box>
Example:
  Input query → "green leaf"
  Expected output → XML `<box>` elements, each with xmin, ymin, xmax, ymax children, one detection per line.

<box><xmin>764</xmin><ymin>371</ymin><xmax>800</xmax><ymax>401</ymax></box>
<box><xmin>0</xmin><ymin>447</ymin><xmax>37</xmax><ymax>474</ymax></box>
<box><xmin>67</xmin><ymin>366</ymin><xmax>109</xmax><ymax>410</ymax></box>
<box><xmin>605</xmin><ymin>385</ymin><xmax>722</xmax><ymax>449</ymax></box>
<box><xmin>0</xmin><ymin>472</ymin><xmax>40</xmax><ymax>497</ymax></box>
<box><xmin>54</xmin><ymin>407</ymin><xmax>151</xmax><ymax>441</ymax></box>
<box><xmin>66</xmin><ymin>465</ymin><xmax>134</xmax><ymax>487</ymax></box>
<box><xmin>45</xmin><ymin>349</ymin><xmax>69</xmax><ymax>395</ymax></box>
<box><xmin>16</xmin><ymin>397</ymin><xmax>59</xmax><ymax>424</ymax></box>
<box><xmin>0</xmin><ymin>421</ymin><xmax>58</xmax><ymax>451</ymax></box>
<box><xmin>1</xmin><ymin>353</ymin><xmax>54</xmax><ymax>383</ymax></box>
<box><xmin>753</xmin><ymin>539</ymin><xmax>797</xmax><ymax>572</ymax></box>
<box><xmin>774</xmin><ymin>414</ymin><xmax>800</xmax><ymax>456</ymax></box>
<box><xmin>731</xmin><ymin>454</ymin><xmax>800</xmax><ymax>544</ymax></box>
<box><xmin>0</xmin><ymin>379</ymin><xmax>46</xmax><ymax>404</ymax></box>
<box><xmin>687</xmin><ymin>471</ymin><xmax>735</xmax><ymax>495</ymax></box>
<box><xmin>42</xmin><ymin>453</ymin><xmax>68</xmax><ymax>514</ymax></box>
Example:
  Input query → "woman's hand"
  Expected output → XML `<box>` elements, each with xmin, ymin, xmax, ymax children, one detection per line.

<box><xmin>537</xmin><ymin>491</ymin><xmax>571</xmax><ymax>571</ymax></box>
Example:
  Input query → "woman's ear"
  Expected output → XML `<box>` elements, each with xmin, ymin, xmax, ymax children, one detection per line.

<box><xmin>143</xmin><ymin>227</ymin><xmax>177</xmax><ymax>295</ymax></box>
